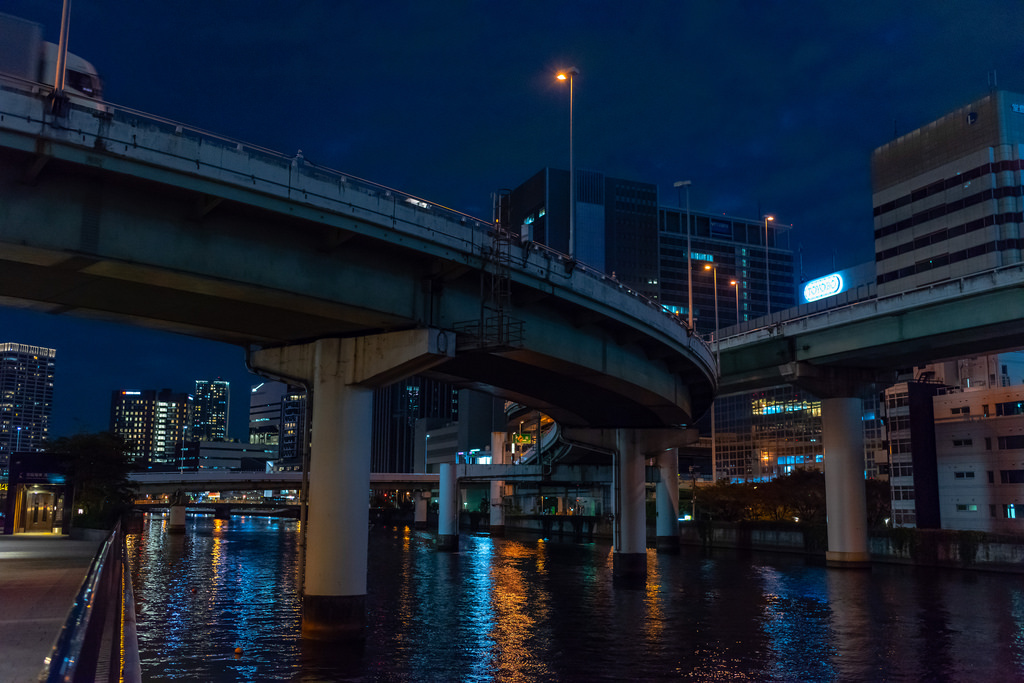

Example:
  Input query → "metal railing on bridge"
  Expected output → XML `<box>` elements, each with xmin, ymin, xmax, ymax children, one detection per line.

<box><xmin>39</xmin><ymin>521</ymin><xmax>141</xmax><ymax>683</ymax></box>
<box><xmin>0</xmin><ymin>75</ymin><xmax>711</xmax><ymax>364</ymax></box>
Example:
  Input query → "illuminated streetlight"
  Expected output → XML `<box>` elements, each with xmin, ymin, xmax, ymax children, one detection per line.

<box><xmin>557</xmin><ymin>67</ymin><xmax>579</xmax><ymax>260</ymax></box>
<box><xmin>704</xmin><ymin>263</ymin><xmax>720</xmax><ymax>482</ymax></box>
<box><xmin>674</xmin><ymin>180</ymin><xmax>693</xmax><ymax>328</ymax></box>
<box><xmin>763</xmin><ymin>214</ymin><xmax>774</xmax><ymax>317</ymax></box>
<box><xmin>730</xmin><ymin>279</ymin><xmax>740</xmax><ymax>324</ymax></box>
<box><xmin>16</xmin><ymin>426</ymin><xmax>22</xmax><ymax>452</ymax></box>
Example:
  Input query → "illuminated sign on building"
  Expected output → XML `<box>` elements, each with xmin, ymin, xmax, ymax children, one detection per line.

<box><xmin>802</xmin><ymin>273</ymin><xmax>844</xmax><ymax>302</ymax></box>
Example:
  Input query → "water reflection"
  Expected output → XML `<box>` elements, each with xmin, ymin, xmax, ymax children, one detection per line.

<box><xmin>129</xmin><ymin>514</ymin><xmax>1024</xmax><ymax>682</ymax></box>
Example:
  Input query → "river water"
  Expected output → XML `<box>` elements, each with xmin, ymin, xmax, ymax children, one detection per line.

<box><xmin>127</xmin><ymin>513</ymin><xmax>1024</xmax><ymax>682</ymax></box>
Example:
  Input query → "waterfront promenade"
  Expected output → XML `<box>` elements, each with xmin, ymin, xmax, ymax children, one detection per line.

<box><xmin>0</xmin><ymin>534</ymin><xmax>101</xmax><ymax>683</ymax></box>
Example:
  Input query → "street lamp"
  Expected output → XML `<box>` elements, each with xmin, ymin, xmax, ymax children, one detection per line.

<box><xmin>16</xmin><ymin>426</ymin><xmax>22</xmax><ymax>452</ymax></box>
<box><xmin>704</xmin><ymin>263</ymin><xmax>720</xmax><ymax>482</ymax></box>
<box><xmin>763</xmin><ymin>214</ymin><xmax>774</xmax><ymax>317</ymax></box>
<box><xmin>674</xmin><ymin>180</ymin><xmax>693</xmax><ymax>328</ymax></box>
<box><xmin>557</xmin><ymin>67</ymin><xmax>579</xmax><ymax>260</ymax></box>
<box><xmin>730</xmin><ymin>279</ymin><xmax>740</xmax><ymax>325</ymax></box>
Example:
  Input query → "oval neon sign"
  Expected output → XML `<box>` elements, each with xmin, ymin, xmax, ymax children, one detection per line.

<box><xmin>803</xmin><ymin>273</ymin><xmax>843</xmax><ymax>302</ymax></box>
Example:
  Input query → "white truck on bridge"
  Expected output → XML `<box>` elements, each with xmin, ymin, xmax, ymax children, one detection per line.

<box><xmin>0</xmin><ymin>12</ymin><xmax>103</xmax><ymax>101</ymax></box>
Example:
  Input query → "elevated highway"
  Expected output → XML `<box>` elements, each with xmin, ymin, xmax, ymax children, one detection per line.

<box><xmin>717</xmin><ymin>264</ymin><xmax>1024</xmax><ymax>396</ymax></box>
<box><xmin>0</xmin><ymin>79</ymin><xmax>715</xmax><ymax>428</ymax></box>
<box><xmin>0</xmin><ymin>79</ymin><xmax>715</xmax><ymax>640</ymax></box>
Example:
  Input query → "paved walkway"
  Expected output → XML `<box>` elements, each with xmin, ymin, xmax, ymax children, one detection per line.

<box><xmin>0</xmin><ymin>534</ymin><xmax>102</xmax><ymax>683</ymax></box>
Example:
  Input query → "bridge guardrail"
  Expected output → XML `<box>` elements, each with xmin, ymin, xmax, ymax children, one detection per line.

<box><xmin>719</xmin><ymin>262</ymin><xmax>1024</xmax><ymax>345</ymax></box>
<box><xmin>0</xmin><ymin>76</ymin><xmax>716</xmax><ymax>373</ymax></box>
<box><xmin>39</xmin><ymin>521</ymin><xmax>140</xmax><ymax>683</ymax></box>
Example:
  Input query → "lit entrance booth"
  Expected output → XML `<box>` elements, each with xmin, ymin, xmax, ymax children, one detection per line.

<box><xmin>3</xmin><ymin>453</ymin><xmax>73</xmax><ymax>535</ymax></box>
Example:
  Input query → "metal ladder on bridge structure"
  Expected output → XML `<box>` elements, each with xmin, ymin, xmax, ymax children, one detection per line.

<box><xmin>455</xmin><ymin>189</ymin><xmax>524</xmax><ymax>351</ymax></box>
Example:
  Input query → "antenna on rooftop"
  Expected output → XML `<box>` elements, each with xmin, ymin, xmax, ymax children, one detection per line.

<box><xmin>988</xmin><ymin>70</ymin><xmax>998</xmax><ymax>89</ymax></box>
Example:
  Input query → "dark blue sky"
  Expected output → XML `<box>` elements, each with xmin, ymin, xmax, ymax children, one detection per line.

<box><xmin>3</xmin><ymin>1</ymin><xmax>1023</xmax><ymax>439</ymax></box>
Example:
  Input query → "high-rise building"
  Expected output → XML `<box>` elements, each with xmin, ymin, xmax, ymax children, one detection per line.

<box><xmin>509</xmin><ymin>168</ymin><xmax>662</xmax><ymax>301</ymax></box>
<box><xmin>872</xmin><ymin>90</ymin><xmax>1024</xmax><ymax>296</ymax></box>
<box><xmin>882</xmin><ymin>353</ymin><xmax>1024</xmax><ymax>528</ymax></box>
<box><xmin>249</xmin><ymin>381</ymin><xmax>286</xmax><ymax>446</ymax></box>
<box><xmin>659</xmin><ymin>207</ymin><xmax>795</xmax><ymax>332</ymax></box>
<box><xmin>0</xmin><ymin>343</ymin><xmax>55</xmax><ymax>458</ymax></box>
<box><xmin>371</xmin><ymin>377</ymin><xmax>459</xmax><ymax>473</ymax></box>
<box><xmin>279</xmin><ymin>388</ymin><xmax>308</xmax><ymax>463</ymax></box>
<box><xmin>507</xmin><ymin>167</ymin><xmax>796</xmax><ymax>334</ymax></box>
<box><xmin>110</xmin><ymin>388</ymin><xmax>192</xmax><ymax>469</ymax></box>
<box><xmin>192</xmin><ymin>379</ymin><xmax>229</xmax><ymax>442</ymax></box>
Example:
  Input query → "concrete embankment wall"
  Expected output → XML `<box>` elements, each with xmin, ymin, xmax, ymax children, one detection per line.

<box><xmin>679</xmin><ymin>521</ymin><xmax>1024</xmax><ymax>573</ymax></box>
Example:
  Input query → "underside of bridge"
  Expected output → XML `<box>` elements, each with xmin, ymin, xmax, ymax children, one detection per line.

<box><xmin>0</xmin><ymin>87</ymin><xmax>720</xmax><ymax>642</ymax></box>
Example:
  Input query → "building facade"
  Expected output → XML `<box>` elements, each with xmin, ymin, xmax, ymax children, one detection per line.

<box><xmin>507</xmin><ymin>168</ymin><xmax>797</xmax><ymax>334</ymax></box>
<box><xmin>372</xmin><ymin>377</ymin><xmax>460</xmax><ymax>473</ymax></box>
<box><xmin>249</xmin><ymin>381</ymin><xmax>285</xmax><ymax>446</ymax></box>
<box><xmin>872</xmin><ymin>90</ymin><xmax>1024</xmax><ymax>296</ymax></box>
<box><xmin>0</xmin><ymin>343</ymin><xmax>55</xmax><ymax>458</ymax></box>
<box><xmin>935</xmin><ymin>384</ymin><xmax>1024</xmax><ymax>533</ymax></box>
<box><xmin>659</xmin><ymin>208</ymin><xmax>795</xmax><ymax>332</ymax></box>
<box><xmin>882</xmin><ymin>353</ymin><xmax>1024</xmax><ymax>529</ymax></box>
<box><xmin>110</xmin><ymin>388</ymin><xmax>192</xmax><ymax>469</ymax></box>
<box><xmin>508</xmin><ymin>168</ymin><xmax>662</xmax><ymax>301</ymax></box>
<box><xmin>192</xmin><ymin>379</ymin><xmax>230</xmax><ymax>442</ymax></box>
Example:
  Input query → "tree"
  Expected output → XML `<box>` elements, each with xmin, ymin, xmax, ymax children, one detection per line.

<box><xmin>48</xmin><ymin>431</ymin><xmax>136</xmax><ymax>529</ymax></box>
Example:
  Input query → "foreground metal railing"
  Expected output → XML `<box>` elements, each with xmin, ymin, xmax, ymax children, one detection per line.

<box><xmin>39</xmin><ymin>522</ymin><xmax>141</xmax><ymax>683</ymax></box>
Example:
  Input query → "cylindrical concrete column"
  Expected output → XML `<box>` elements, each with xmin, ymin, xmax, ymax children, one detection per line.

<box><xmin>613</xmin><ymin>429</ymin><xmax>647</xmax><ymax>584</ymax></box>
<box><xmin>822</xmin><ymin>397</ymin><xmax>870</xmax><ymax>568</ymax></box>
<box><xmin>437</xmin><ymin>463</ymin><xmax>459</xmax><ymax>551</ymax></box>
<box><xmin>489</xmin><ymin>431</ymin><xmax>506</xmax><ymax>536</ymax></box>
<box><xmin>167</xmin><ymin>504</ymin><xmax>186</xmax><ymax>534</ymax></box>
<box><xmin>414</xmin><ymin>490</ymin><xmax>429</xmax><ymax>530</ymax></box>
<box><xmin>655</xmin><ymin>448</ymin><xmax>680</xmax><ymax>554</ymax></box>
<box><xmin>302</xmin><ymin>341</ymin><xmax>373</xmax><ymax>641</ymax></box>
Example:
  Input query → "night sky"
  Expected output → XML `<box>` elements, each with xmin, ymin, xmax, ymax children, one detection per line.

<box><xmin>2</xmin><ymin>1</ymin><xmax>1023</xmax><ymax>440</ymax></box>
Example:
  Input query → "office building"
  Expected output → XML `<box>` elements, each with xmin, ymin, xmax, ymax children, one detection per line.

<box><xmin>110</xmin><ymin>388</ymin><xmax>192</xmax><ymax>469</ymax></box>
<box><xmin>508</xmin><ymin>167</ymin><xmax>796</xmax><ymax>334</ymax></box>
<box><xmin>659</xmin><ymin>207</ymin><xmax>795</xmax><ymax>332</ymax></box>
<box><xmin>194</xmin><ymin>441</ymin><xmax>277</xmax><ymax>471</ymax></box>
<box><xmin>192</xmin><ymin>379</ymin><xmax>230</xmax><ymax>442</ymax></box>
<box><xmin>883</xmin><ymin>353</ymin><xmax>1024</xmax><ymax>528</ymax></box>
<box><xmin>509</xmin><ymin>168</ymin><xmax>662</xmax><ymax>301</ymax></box>
<box><xmin>249</xmin><ymin>381</ymin><xmax>286</xmax><ymax>446</ymax></box>
<box><xmin>935</xmin><ymin>383</ymin><xmax>1024</xmax><ymax>533</ymax></box>
<box><xmin>279</xmin><ymin>388</ymin><xmax>308</xmax><ymax>463</ymax></box>
<box><xmin>872</xmin><ymin>90</ymin><xmax>1024</xmax><ymax>296</ymax></box>
<box><xmin>372</xmin><ymin>377</ymin><xmax>459</xmax><ymax>473</ymax></box>
<box><xmin>0</xmin><ymin>343</ymin><xmax>55</xmax><ymax>458</ymax></box>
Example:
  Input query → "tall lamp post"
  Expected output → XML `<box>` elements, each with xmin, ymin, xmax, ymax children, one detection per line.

<box><xmin>763</xmin><ymin>214</ymin><xmax>774</xmax><ymax>318</ymax></box>
<box><xmin>557</xmin><ymin>67</ymin><xmax>580</xmax><ymax>260</ymax></box>
<box><xmin>16</xmin><ymin>426</ymin><xmax>22</xmax><ymax>452</ymax></box>
<box><xmin>704</xmin><ymin>263</ymin><xmax>720</xmax><ymax>481</ymax></box>
<box><xmin>674</xmin><ymin>180</ymin><xmax>693</xmax><ymax>328</ymax></box>
<box><xmin>730</xmin><ymin>279</ymin><xmax>740</xmax><ymax>325</ymax></box>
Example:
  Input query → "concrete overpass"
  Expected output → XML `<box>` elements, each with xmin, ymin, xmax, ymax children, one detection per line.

<box><xmin>128</xmin><ymin>470</ymin><xmax>439</xmax><ymax>494</ymax></box>
<box><xmin>0</xmin><ymin>80</ymin><xmax>715</xmax><ymax>640</ymax></box>
<box><xmin>718</xmin><ymin>263</ymin><xmax>1024</xmax><ymax>396</ymax></box>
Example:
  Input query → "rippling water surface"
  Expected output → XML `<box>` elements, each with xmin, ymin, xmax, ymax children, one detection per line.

<box><xmin>128</xmin><ymin>514</ymin><xmax>1024</xmax><ymax>682</ymax></box>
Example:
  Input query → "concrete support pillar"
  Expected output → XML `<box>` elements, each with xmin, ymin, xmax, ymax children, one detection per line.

<box><xmin>167</xmin><ymin>504</ymin><xmax>186</xmax><ymax>534</ymax></box>
<box><xmin>489</xmin><ymin>431</ymin><xmax>506</xmax><ymax>536</ymax></box>
<box><xmin>613</xmin><ymin>428</ymin><xmax>647</xmax><ymax>585</ymax></box>
<box><xmin>303</xmin><ymin>345</ymin><xmax>373</xmax><ymax>641</ymax></box>
<box><xmin>249</xmin><ymin>329</ymin><xmax>453</xmax><ymax>642</ymax></box>
<box><xmin>822</xmin><ymin>397</ymin><xmax>870</xmax><ymax>568</ymax></box>
<box><xmin>655</xmin><ymin>448</ymin><xmax>680</xmax><ymax>554</ymax></box>
<box><xmin>413</xmin><ymin>490</ymin><xmax>429</xmax><ymax>530</ymax></box>
<box><xmin>438</xmin><ymin>463</ymin><xmax>459</xmax><ymax>551</ymax></box>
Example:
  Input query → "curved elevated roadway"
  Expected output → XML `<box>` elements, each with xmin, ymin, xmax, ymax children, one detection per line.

<box><xmin>0</xmin><ymin>80</ymin><xmax>716</xmax><ymax>428</ymax></box>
